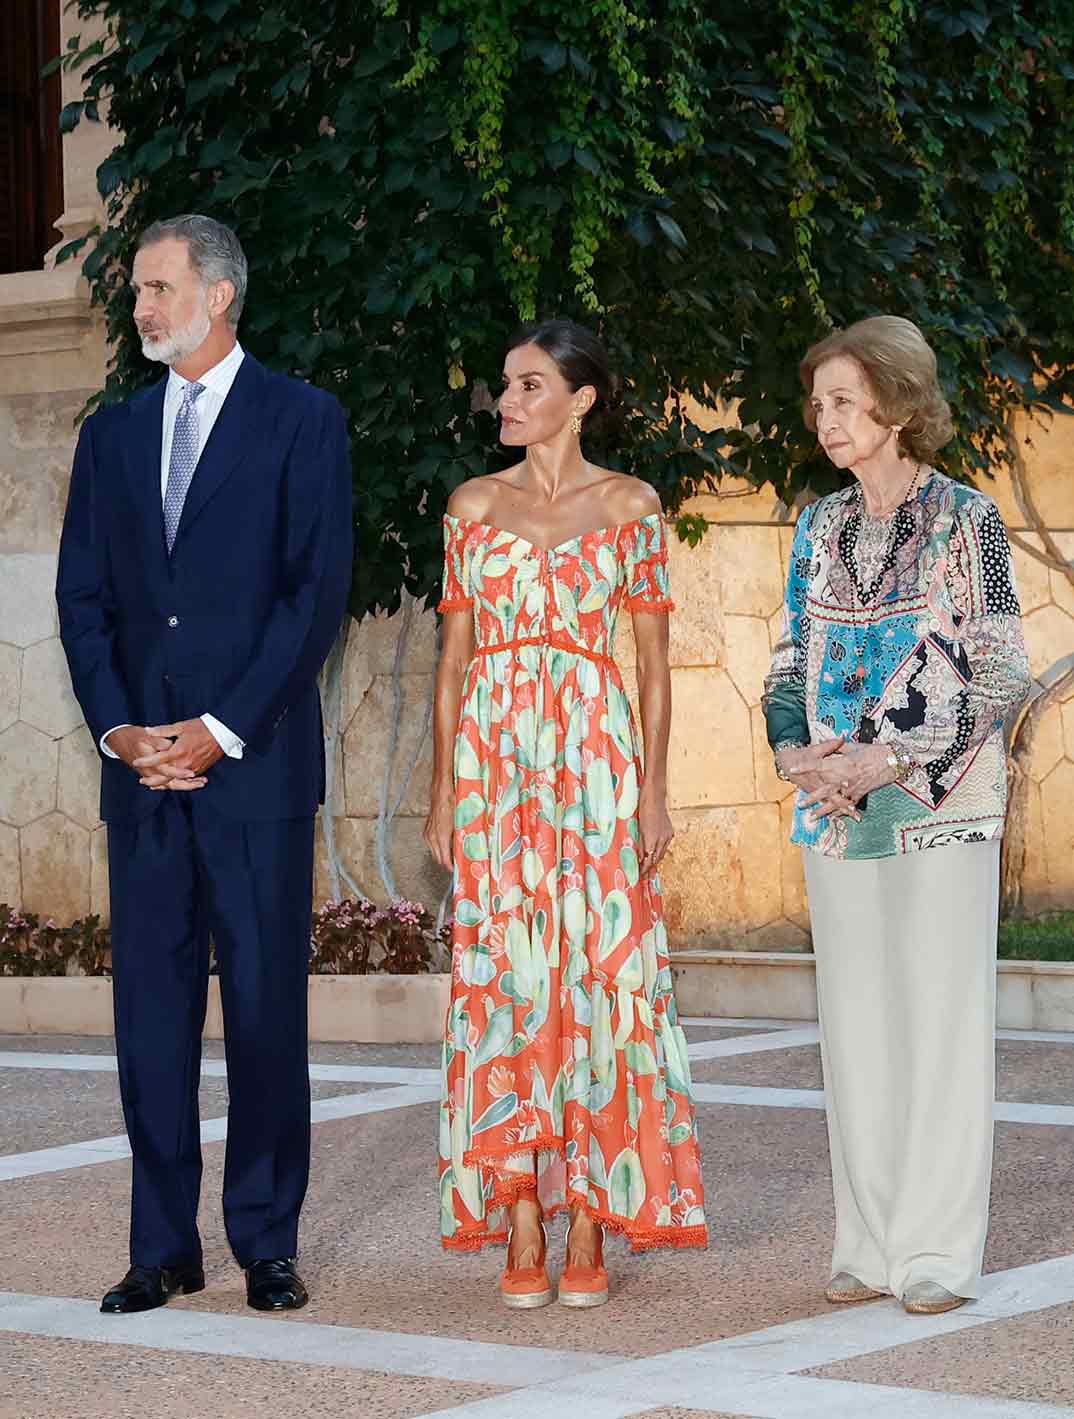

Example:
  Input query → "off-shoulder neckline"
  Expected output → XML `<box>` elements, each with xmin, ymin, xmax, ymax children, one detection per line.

<box><xmin>443</xmin><ymin>511</ymin><xmax>661</xmax><ymax>555</ymax></box>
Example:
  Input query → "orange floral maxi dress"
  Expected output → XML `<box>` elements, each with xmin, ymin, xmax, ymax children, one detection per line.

<box><xmin>437</xmin><ymin>511</ymin><xmax>707</xmax><ymax>1253</ymax></box>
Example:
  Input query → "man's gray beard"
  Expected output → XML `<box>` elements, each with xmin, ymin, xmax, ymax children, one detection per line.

<box><xmin>141</xmin><ymin>305</ymin><xmax>212</xmax><ymax>365</ymax></box>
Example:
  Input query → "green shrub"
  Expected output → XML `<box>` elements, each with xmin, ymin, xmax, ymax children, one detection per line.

<box><xmin>997</xmin><ymin>912</ymin><xmax>1074</xmax><ymax>963</ymax></box>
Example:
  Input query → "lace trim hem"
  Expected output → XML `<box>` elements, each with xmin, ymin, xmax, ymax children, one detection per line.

<box><xmin>490</xmin><ymin>1173</ymin><xmax>543</xmax><ymax>1208</ymax></box>
<box><xmin>442</xmin><ymin>1201</ymin><xmax>707</xmax><ymax>1254</ymax></box>
<box><xmin>463</xmin><ymin>1136</ymin><xmax>565</xmax><ymax>1170</ymax></box>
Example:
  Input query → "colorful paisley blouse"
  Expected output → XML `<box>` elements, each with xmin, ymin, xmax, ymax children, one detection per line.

<box><xmin>436</xmin><ymin>511</ymin><xmax>707</xmax><ymax>1253</ymax></box>
<box><xmin>764</xmin><ymin>471</ymin><xmax>1031</xmax><ymax>859</ymax></box>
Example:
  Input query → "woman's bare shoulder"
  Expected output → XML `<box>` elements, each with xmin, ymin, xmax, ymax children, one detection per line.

<box><xmin>446</xmin><ymin>477</ymin><xmax>501</xmax><ymax>521</ymax></box>
<box><xmin>599</xmin><ymin>473</ymin><xmax>662</xmax><ymax>523</ymax></box>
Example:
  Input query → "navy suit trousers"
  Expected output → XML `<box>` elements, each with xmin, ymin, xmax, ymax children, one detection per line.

<box><xmin>107</xmin><ymin>796</ymin><xmax>314</xmax><ymax>1268</ymax></box>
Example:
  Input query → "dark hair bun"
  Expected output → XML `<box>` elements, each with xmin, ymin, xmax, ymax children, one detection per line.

<box><xmin>506</xmin><ymin>319</ymin><xmax>613</xmax><ymax>427</ymax></box>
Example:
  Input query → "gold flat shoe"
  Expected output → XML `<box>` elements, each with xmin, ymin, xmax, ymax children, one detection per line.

<box><xmin>825</xmin><ymin>1271</ymin><xmax>884</xmax><ymax>1304</ymax></box>
<box><xmin>903</xmin><ymin>1281</ymin><xmax>968</xmax><ymax>1315</ymax></box>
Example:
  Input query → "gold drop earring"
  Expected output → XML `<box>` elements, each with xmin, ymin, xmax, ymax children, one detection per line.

<box><xmin>569</xmin><ymin>410</ymin><xmax>583</xmax><ymax>436</ymax></box>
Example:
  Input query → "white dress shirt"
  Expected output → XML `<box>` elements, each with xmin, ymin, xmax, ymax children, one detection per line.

<box><xmin>101</xmin><ymin>342</ymin><xmax>247</xmax><ymax>763</ymax></box>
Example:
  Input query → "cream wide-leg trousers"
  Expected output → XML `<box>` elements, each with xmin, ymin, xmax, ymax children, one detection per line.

<box><xmin>803</xmin><ymin>839</ymin><xmax>1000</xmax><ymax>1300</ymax></box>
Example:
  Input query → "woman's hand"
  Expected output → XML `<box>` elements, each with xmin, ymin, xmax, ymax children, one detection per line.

<box><xmin>799</xmin><ymin>742</ymin><xmax>898</xmax><ymax>819</ymax></box>
<box><xmin>423</xmin><ymin>786</ymin><xmax>456</xmax><ymax>870</ymax></box>
<box><xmin>775</xmin><ymin>738</ymin><xmax>845</xmax><ymax>796</ymax></box>
<box><xmin>638</xmin><ymin>786</ymin><xmax>674</xmax><ymax>876</ymax></box>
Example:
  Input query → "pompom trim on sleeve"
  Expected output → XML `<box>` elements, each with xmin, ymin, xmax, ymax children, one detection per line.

<box><xmin>626</xmin><ymin>597</ymin><xmax>676</xmax><ymax>614</ymax></box>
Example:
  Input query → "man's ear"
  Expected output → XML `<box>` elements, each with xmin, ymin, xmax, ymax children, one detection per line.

<box><xmin>209</xmin><ymin>279</ymin><xmax>236</xmax><ymax>321</ymax></box>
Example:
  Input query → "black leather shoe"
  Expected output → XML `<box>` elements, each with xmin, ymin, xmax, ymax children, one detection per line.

<box><xmin>100</xmin><ymin>1262</ymin><xmax>205</xmax><ymax>1314</ymax></box>
<box><xmin>245</xmin><ymin>1257</ymin><xmax>308</xmax><ymax>1311</ymax></box>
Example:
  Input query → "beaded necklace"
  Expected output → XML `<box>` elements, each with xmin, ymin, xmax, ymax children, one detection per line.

<box><xmin>840</xmin><ymin>462</ymin><xmax>922</xmax><ymax>686</ymax></box>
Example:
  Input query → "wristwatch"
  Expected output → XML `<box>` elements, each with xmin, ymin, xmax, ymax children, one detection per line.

<box><xmin>885</xmin><ymin>743</ymin><xmax>916</xmax><ymax>783</ymax></box>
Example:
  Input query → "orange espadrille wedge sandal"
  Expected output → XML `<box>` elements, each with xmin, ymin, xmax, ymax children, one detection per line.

<box><xmin>500</xmin><ymin>1201</ymin><xmax>553</xmax><ymax>1310</ymax></box>
<box><xmin>558</xmin><ymin>1221</ymin><xmax>608</xmax><ymax>1308</ymax></box>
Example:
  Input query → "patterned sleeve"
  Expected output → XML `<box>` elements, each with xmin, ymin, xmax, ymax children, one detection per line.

<box><xmin>887</xmin><ymin>494</ymin><xmax>1031</xmax><ymax>769</ymax></box>
<box><xmin>625</xmin><ymin>516</ymin><xmax>675</xmax><ymax>613</ymax></box>
<box><xmin>437</xmin><ymin>516</ymin><xmax>473</xmax><ymax>613</ymax></box>
<box><xmin>762</xmin><ymin>508</ymin><xmax>812</xmax><ymax>751</ymax></box>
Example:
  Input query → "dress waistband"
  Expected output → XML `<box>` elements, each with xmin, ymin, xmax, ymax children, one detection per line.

<box><xmin>472</xmin><ymin>635</ymin><xmax>617</xmax><ymax>670</ymax></box>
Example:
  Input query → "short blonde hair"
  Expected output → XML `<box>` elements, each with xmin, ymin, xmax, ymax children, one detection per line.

<box><xmin>800</xmin><ymin>315</ymin><xmax>954</xmax><ymax>462</ymax></box>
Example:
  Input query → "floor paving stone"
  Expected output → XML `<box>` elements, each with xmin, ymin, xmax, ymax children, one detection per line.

<box><xmin>0</xmin><ymin>1333</ymin><xmax>509</xmax><ymax>1419</ymax></box>
<box><xmin>1</xmin><ymin>1023</ymin><xmax>1072</xmax><ymax>1418</ymax></box>
<box><xmin>804</xmin><ymin>1302</ymin><xmax>1074</xmax><ymax>1407</ymax></box>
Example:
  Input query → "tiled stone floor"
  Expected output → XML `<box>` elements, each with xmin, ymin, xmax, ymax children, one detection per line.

<box><xmin>0</xmin><ymin>1017</ymin><xmax>1072</xmax><ymax>1418</ymax></box>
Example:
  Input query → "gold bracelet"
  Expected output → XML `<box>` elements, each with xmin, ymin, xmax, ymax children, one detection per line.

<box><xmin>773</xmin><ymin>741</ymin><xmax>808</xmax><ymax>782</ymax></box>
<box><xmin>884</xmin><ymin>744</ymin><xmax>915</xmax><ymax>783</ymax></box>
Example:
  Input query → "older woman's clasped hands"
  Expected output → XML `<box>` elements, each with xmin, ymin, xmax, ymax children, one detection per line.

<box><xmin>777</xmin><ymin>738</ymin><xmax>899</xmax><ymax>822</ymax></box>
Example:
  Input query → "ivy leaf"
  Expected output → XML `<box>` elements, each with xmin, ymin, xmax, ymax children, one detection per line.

<box><xmin>385</xmin><ymin>162</ymin><xmax>414</xmax><ymax>193</ymax></box>
<box><xmin>126</xmin><ymin>40</ymin><xmax>171</xmax><ymax>76</ymax></box>
<box><xmin>96</xmin><ymin>156</ymin><xmax>130</xmax><ymax>196</ymax></box>
<box><xmin>626</xmin><ymin>211</ymin><xmax>653</xmax><ymax>246</ymax></box>
<box><xmin>654</xmin><ymin>212</ymin><xmax>687</xmax><ymax>249</ymax></box>
<box><xmin>574</xmin><ymin>145</ymin><xmax>601</xmax><ymax>176</ymax></box>
<box><xmin>366</xmin><ymin>278</ymin><xmax>396</xmax><ymax>315</ymax></box>
<box><xmin>659</xmin><ymin>116</ymin><xmax>688</xmax><ymax>143</ymax></box>
<box><xmin>352</xmin><ymin>48</ymin><xmax>395</xmax><ymax>78</ymax></box>
<box><xmin>568</xmin><ymin>47</ymin><xmax>593</xmax><ymax>79</ymax></box>
<box><xmin>991</xmin><ymin>349</ymin><xmax>1033</xmax><ymax>385</ymax></box>
<box><xmin>58</xmin><ymin>101</ymin><xmax>85</xmax><ymax>135</ymax></box>
<box><xmin>524</xmin><ymin>39</ymin><xmax>567</xmax><ymax>72</ymax></box>
<box><xmin>317</xmin><ymin>233</ymin><xmax>352</xmax><ymax>266</ymax></box>
<box><xmin>430</xmin><ymin>24</ymin><xmax>460</xmax><ymax>54</ymax></box>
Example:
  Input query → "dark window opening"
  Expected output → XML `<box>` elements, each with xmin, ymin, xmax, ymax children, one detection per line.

<box><xmin>0</xmin><ymin>0</ymin><xmax>64</xmax><ymax>274</ymax></box>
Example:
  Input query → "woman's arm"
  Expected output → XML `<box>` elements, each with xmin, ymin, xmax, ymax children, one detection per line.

<box><xmin>762</xmin><ymin>507</ymin><xmax>850</xmax><ymax>790</ymax></box>
<box><xmin>423</xmin><ymin>609</ymin><xmax>475</xmax><ymax>869</ymax></box>
<box><xmin>763</xmin><ymin>509</ymin><xmax>813</xmax><ymax>766</ymax></box>
<box><xmin>634</xmin><ymin>609</ymin><xmax>675</xmax><ymax>875</ymax></box>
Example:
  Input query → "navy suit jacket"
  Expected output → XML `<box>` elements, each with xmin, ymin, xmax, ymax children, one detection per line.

<box><xmin>56</xmin><ymin>354</ymin><xmax>353</xmax><ymax>824</ymax></box>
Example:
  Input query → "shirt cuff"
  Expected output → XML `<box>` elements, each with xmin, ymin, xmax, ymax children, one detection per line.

<box><xmin>201</xmin><ymin>713</ymin><xmax>245</xmax><ymax>760</ymax></box>
<box><xmin>100</xmin><ymin>725</ymin><xmax>131</xmax><ymax>759</ymax></box>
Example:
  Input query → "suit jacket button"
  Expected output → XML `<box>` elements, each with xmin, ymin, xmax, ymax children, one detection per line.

<box><xmin>168</xmin><ymin>615</ymin><xmax>179</xmax><ymax>627</ymax></box>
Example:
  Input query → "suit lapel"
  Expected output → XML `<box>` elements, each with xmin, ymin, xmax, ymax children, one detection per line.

<box><xmin>124</xmin><ymin>376</ymin><xmax>169</xmax><ymax>556</ymax></box>
<box><xmin>171</xmin><ymin>353</ymin><xmax>264</xmax><ymax>549</ymax></box>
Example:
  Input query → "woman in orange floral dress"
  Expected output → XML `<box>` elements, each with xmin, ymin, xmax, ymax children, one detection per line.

<box><xmin>424</xmin><ymin>321</ymin><xmax>706</xmax><ymax>1309</ymax></box>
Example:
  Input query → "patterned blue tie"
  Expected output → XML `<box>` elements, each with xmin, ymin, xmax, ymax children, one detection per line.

<box><xmin>163</xmin><ymin>380</ymin><xmax>205</xmax><ymax>552</ymax></box>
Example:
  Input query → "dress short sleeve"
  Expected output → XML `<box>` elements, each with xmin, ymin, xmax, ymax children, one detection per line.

<box><xmin>624</xmin><ymin>515</ymin><xmax>675</xmax><ymax>613</ymax></box>
<box><xmin>437</xmin><ymin>515</ymin><xmax>473</xmax><ymax>612</ymax></box>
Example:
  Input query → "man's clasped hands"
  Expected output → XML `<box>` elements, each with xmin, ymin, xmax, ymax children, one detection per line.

<box><xmin>105</xmin><ymin>721</ymin><xmax>225</xmax><ymax>791</ymax></box>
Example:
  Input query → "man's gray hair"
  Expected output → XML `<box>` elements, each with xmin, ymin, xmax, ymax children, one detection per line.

<box><xmin>138</xmin><ymin>214</ymin><xmax>248</xmax><ymax>326</ymax></box>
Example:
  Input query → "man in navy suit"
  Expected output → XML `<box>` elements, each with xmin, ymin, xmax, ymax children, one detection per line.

<box><xmin>56</xmin><ymin>214</ymin><xmax>352</xmax><ymax>1314</ymax></box>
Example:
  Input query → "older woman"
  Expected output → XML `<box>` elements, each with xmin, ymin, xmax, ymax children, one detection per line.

<box><xmin>764</xmin><ymin>316</ymin><xmax>1030</xmax><ymax>1315</ymax></box>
